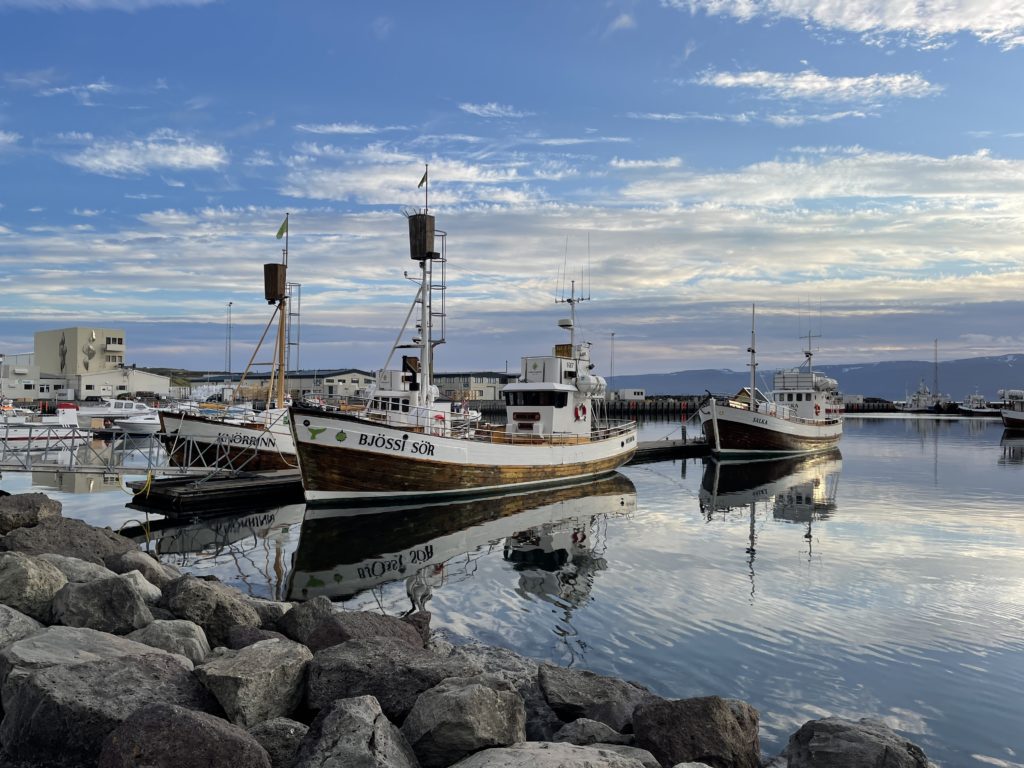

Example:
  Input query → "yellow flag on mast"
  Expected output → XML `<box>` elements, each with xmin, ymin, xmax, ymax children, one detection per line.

<box><xmin>276</xmin><ymin>216</ymin><xmax>288</xmax><ymax>239</ymax></box>
<box><xmin>418</xmin><ymin>168</ymin><xmax>428</xmax><ymax>188</ymax></box>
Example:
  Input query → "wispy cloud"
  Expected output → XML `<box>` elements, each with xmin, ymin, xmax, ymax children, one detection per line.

<box><xmin>458</xmin><ymin>102</ymin><xmax>532</xmax><ymax>119</ymax></box>
<box><xmin>0</xmin><ymin>130</ymin><xmax>21</xmax><ymax>146</ymax></box>
<box><xmin>611</xmin><ymin>156</ymin><xmax>683</xmax><ymax>169</ymax></box>
<box><xmin>39</xmin><ymin>77</ymin><xmax>114</xmax><ymax>106</ymax></box>
<box><xmin>72</xmin><ymin>207</ymin><xmax>103</xmax><ymax>216</ymax></box>
<box><xmin>605</xmin><ymin>13</ymin><xmax>636</xmax><ymax>36</ymax></box>
<box><xmin>295</xmin><ymin>122</ymin><xmax>388</xmax><ymax>135</ymax></box>
<box><xmin>371</xmin><ymin>15</ymin><xmax>393</xmax><ymax>39</ymax></box>
<box><xmin>765</xmin><ymin>110</ymin><xmax>869</xmax><ymax>126</ymax></box>
<box><xmin>536</xmin><ymin>136</ymin><xmax>631</xmax><ymax>146</ymax></box>
<box><xmin>244</xmin><ymin>149</ymin><xmax>274</xmax><ymax>167</ymax></box>
<box><xmin>663</xmin><ymin>0</ymin><xmax>1024</xmax><ymax>50</ymax></box>
<box><xmin>694</xmin><ymin>69</ymin><xmax>942</xmax><ymax>102</ymax></box>
<box><xmin>627</xmin><ymin>111</ymin><xmax>754</xmax><ymax>123</ymax></box>
<box><xmin>54</xmin><ymin>131</ymin><xmax>93</xmax><ymax>142</ymax></box>
<box><xmin>62</xmin><ymin>130</ymin><xmax>228</xmax><ymax>177</ymax></box>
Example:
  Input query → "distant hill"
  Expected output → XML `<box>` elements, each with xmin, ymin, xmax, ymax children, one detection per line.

<box><xmin>608</xmin><ymin>355</ymin><xmax>1023</xmax><ymax>401</ymax></box>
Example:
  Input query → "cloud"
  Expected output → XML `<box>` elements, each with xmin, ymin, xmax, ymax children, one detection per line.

<box><xmin>0</xmin><ymin>130</ymin><xmax>20</xmax><ymax>146</ymax></box>
<box><xmin>536</xmin><ymin>136</ymin><xmax>631</xmax><ymax>146</ymax></box>
<box><xmin>244</xmin><ymin>149</ymin><xmax>274</xmax><ymax>167</ymax></box>
<box><xmin>62</xmin><ymin>130</ymin><xmax>228</xmax><ymax>177</ymax></box>
<box><xmin>611</xmin><ymin>156</ymin><xmax>683</xmax><ymax>169</ymax></box>
<box><xmin>72</xmin><ymin>208</ymin><xmax>103</xmax><ymax>216</ymax></box>
<box><xmin>39</xmin><ymin>78</ymin><xmax>114</xmax><ymax>106</ymax></box>
<box><xmin>295</xmin><ymin>122</ymin><xmax>385</xmax><ymax>135</ymax></box>
<box><xmin>627</xmin><ymin>111</ymin><xmax>754</xmax><ymax>123</ymax></box>
<box><xmin>0</xmin><ymin>0</ymin><xmax>216</xmax><ymax>9</ymax></box>
<box><xmin>458</xmin><ymin>102</ymin><xmax>532</xmax><ymax>119</ymax></box>
<box><xmin>605</xmin><ymin>13</ymin><xmax>636</xmax><ymax>35</ymax></box>
<box><xmin>694</xmin><ymin>69</ymin><xmax>942</xmax><ymax>102</ymax></box>
<box><xmin>372</xmin><ymin>15</ymin><xmax>393</xmax><ymax>39</ymax></box>
<box><xmin>765</xmin><ymin>110</ymin><xmax>869</xmax><ymax>126</ymax></box>
<box><xmin>663</xmin><ymin>0</ymin><xmax>1024</xmax><ymax>49</ymax></box>
<box><xmin>54</xmin><ymin>131</ymin><xmax>94</xmax><ymax>142</ymax></box>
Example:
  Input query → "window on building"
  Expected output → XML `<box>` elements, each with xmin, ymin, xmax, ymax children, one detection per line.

<box><xmin>23</xmin><ymin>383</ymin><xmax>33</xmax><ymax>391</ymax></box>
<box><xmin>116</xmin><ymin>385</ymin><xmax>127</xmax><ymax>391</ymax></box>
<box><xmin>85</xmin><ymin>385</ymin><xmax>95</xmax><ymax>391</ymax></box>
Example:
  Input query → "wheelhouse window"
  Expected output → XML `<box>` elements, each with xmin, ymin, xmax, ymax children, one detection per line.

<box><xmin>504</xmin><ymin>391</ymin><xmax>568</xmax><ymax>407</ymax></box>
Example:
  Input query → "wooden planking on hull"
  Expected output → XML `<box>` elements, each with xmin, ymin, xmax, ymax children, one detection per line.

<box><xmin>161</xmin><ymin>437</ymin><xmax>295</xmax><ymax>472</ymax></box>
<box><xmin>704</xmin><ymin>417</ymin><xmax>840</xmax><ymax>454</ymax></box>
<box><xmin>296</xmin><ymin>439</ymin><xmax>634</xmax><ymax>495</ymax></box>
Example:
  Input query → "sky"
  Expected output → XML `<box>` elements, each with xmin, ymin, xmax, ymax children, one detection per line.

<box><xmin>1</xmin><ymin>0</ymin><xmax>1023</xmax><ymax>378</ymax></box>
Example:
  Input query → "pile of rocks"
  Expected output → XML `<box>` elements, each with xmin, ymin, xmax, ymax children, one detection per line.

<box><xmin>0</xmin><ymin>492</ymin><xmax>935</xmax><ymax>768</ymax></box>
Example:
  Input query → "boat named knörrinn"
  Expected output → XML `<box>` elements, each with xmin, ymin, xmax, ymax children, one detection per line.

<box><xmin>698</xmin><ymin>307</ymin><xmax>843</xmax><ymax>457</ymax></box>
<box><xmin>289</xmin><ymin>207</ymin><xmax>637</xmax><ymax>504</ymax></box>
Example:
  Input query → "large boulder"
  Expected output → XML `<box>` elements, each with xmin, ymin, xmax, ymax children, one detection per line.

<box><xmin>275</xmin><ymin>595</ymin><xmax>335</xmax><ymax>645</ymax></box>
<box><xmin>443</xmin><ymin>641</ymin><xmax>564</xmax><ymax>741</ymax></box>
<box><xmin>293</xmin><ymin>695</ymin><xmax>419</xmax><ymax>768</ymax></box>
<box><xmin>246</xmin><ymin>597</ymin><xmax>292</xmax><ymax>629</ymax></box>
<box><xmin>553</xmin><ymin>718</ymin><xmax>632</xmax><ymax>746</ymax></box>
<box><xmin>120</xmin><ymin>569</ymin><xmax>163</xmax><ymax>604</ymax></box>
<box><xmin>539</xmin><ymin>663</ymin><xmax>655</xmax><ymax>733</ymax></box>
<box><xmin>0</xmin><ymin>625</ymin><xmax>193</xmax><ymax>712</ymax></box>
<box><xmin>0</xmin><ymin>653</ymin><xmax>219</xmax><ymax>765</ymax></box>
<box><xmin>0</xmin><ymin>604</ymin><xmax>42</xmax><ymax>649</ymax></box>
<box><xmin>195</xmin><ymin>638</ymin><xmax>312</xmax><ymax>727</ymax></box>
<box><xmin>401</xmin><ymin>674</ymin><xmax>526</xmax><ymax>768</ymax></box>
<box><xmin>162</xmin><ymin>574</ymin><xmax>261</xmax><ymax>647</ymax></box>
<box><xmin>128</xmin><ymin>619</ymin><xmax>211</xmax><ymax>665</ymax></box>
<box><xmin>51</xmin><ymin>574</ymin><xmax>155</xmax><ymax>634</ymax></box>
<box><xmin>305</xmin><ymin>609</ymin><xmax>425</xmax><ymax>652</ymax></box>
<box><xmin>632</xmin><ymin>695</ymin><xmax>760</xmax><ymax>768</ymax></box>
<box><xmin>448</xmin><ymin>741</ymin><xmax>652</xmax><ymax>767</ymax></box>
<box><xmin>248</xmin><ymin>717</ymin><xmax>309</xmax><ymax>768</ymax></box>
<box><xmin>98</xmin><ymin>702</ymin><xmax>272</xmax><ymax>768</ymax></box>
<box><xmin>38</xmin><ymin>552</ymin><xmax>118</xmax><ymax>583</ymax></box>
<box><xmin>0</xmin><ymin>551</ymin><xmax>67</xmax><ymax>622</ymax></box>
<box><xmin>307</xmin><ymin>636</ymin><xmax>483</xmax><ymax>722</ymax></box>
<box><xmin>0</xmin><ymin>492</ymin><xmax>61</xmax><ymax>534</ymax></box>
<box><xmin>104</xmin><ymin>549</ymin><xmax>179</xmax><ymax>589</ymax></box>
<box><xmin>777</xmin><ymin>717</ymin><xmax>933</xmax><ymax>767</ymax></box>
<box><xmin>0</xmin><ymin>516</ymin><xmax>135</xmax><ymax>564</ymax></box>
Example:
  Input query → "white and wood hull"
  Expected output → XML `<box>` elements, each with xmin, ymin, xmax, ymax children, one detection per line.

<box><xmin>159</xmin><ymin>411</ymin><xmax>296</xmax><ymax>471</ymax></box>
<box><xmin>0</xmin><ymin>425</ymin><xmax>89</xmax><ymax>450</ymax></box>
<box><xmin>1002</xmin><ymin>408</ymin><xmax>1024</xmax><ymax>430</ymax></box>
<box><xmin>289</xmin><ymin>405</ymin><xmax>638</xmax><ymax>503</ymax></box>
<box><xmin>699</xmin><ymin>400</ymin><xmax>842</xmax><ymax>457</ymax></box>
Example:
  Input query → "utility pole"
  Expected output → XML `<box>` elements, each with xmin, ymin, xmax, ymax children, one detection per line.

<box><xmin>225</xmin><ymin>301</ymin><xmax>233</xmax><ymax>376</ymax></box>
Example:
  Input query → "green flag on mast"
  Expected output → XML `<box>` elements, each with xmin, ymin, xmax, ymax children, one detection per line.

<box><xmin>418</xmin><ymin>169</ymin><xmax>428</xmax><ymax>188</ymax></box>
<box><xmin>276</xmin><ymin>216</ymin><xmax>288</xmax><ymax>239</ymax></box>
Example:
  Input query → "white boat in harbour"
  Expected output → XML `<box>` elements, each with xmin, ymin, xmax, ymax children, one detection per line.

<box><xmin>698</xmin><ymin>307</ymin><xmax>843</xmax><ymax>457</ymax></box>
<box><xmin>958</xmin><ymin>392</ymin><xmax>1001</xmax><ymax>418</ymax></box>
<box><xmin>289</xmin><ymin>204</ymin><xmax>637</xmax><ymax>504</ymax></box>
<box><xmin>1</xmin><ymin>402</ymin><xmax>89</xmax><ymax>450</ymax></box>
<box><xmin>75</xmin><ymin>398</ymin><xmax>158</xmax><ymax>431</ymax></box>
<box><xmin>159</xmin><ymin>215</ymin><xmax>297</xmax><ymax>472</ymax></box>
<box><xmin>110</xmin><ymin>411</ymin><xmax>162</xmax><ymax>435</ymax></box>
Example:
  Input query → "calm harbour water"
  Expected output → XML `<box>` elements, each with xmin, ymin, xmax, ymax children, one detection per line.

<box><xmin>1</xmin><ymin>416</ymin><xmax>1022</xmax><ymax>767</ymax></box>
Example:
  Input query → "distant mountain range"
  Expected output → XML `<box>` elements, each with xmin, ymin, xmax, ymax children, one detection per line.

<box><xmin>608</xmin><ymin>355</ymin><xmax>1023</xmax><ymax>401</ymax></box>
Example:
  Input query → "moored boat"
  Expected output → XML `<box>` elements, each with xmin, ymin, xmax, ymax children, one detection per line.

<box><xmin>698</xmin><ymin>307</ymin><xmax>843</xmax><ymax>457</ymax></box>
<box><xmin>290</xmin><ymin>204</ymin><xmax>637</xmax><ymax>504</ymax></box>
<box><xmin>1002</xmin><ymin>398</ymin><xmax>1024</xmax><ymax>430</ymax></box>
<box><xmin>958</xmin><ymin>392</ymin><xmax>1001</xmax><ymax>418</ymax></box>
<box><xmin>0</xmin><ymin>402</ymin><xmax>89</xmax><ymax>450</ymax></box>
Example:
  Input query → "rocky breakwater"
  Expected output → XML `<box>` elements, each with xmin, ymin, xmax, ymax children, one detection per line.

<box><xmin>0</xmin><ymin>491</ymin><xmax>937</xmax><ymax>768</ymax></box>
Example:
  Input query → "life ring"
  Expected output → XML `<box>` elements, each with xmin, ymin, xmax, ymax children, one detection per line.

<box><xmin>574</xmin><ymin>406</ymin><xmax>580</xmax><ymax>421</ymax></box>
<box><xmin>432</xmin><ymin>412</ymin><xmax>445</xmax><ymax>435</ymax></box>
<box><xmin>814</xmin><ymin>403</ymin><xmax>821</xmax><ymax>416</ymax></box>
<box><xmin>580</xmin><ymin>404</ymin><xmax>587</xmax><ymax>418</ymax></box>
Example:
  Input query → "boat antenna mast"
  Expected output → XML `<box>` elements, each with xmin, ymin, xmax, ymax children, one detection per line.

<box><xmin>406</xmin><ymin>164</ymin><xmax>445</xmax><ymax>409</ymax></box>
<box><xmin>800</xmin><ymin>300</ymin><xmax>822</xmax><ymax>373</ymax></box>
<box><xmin>555</xmin><ymin>237</ymin><xmax>591</xmax><ymax>351</ymax></box>
<box><xmin>748</xmin><ymin>303</ymin><xmax>757</xmax><ymax>413</ymax></box>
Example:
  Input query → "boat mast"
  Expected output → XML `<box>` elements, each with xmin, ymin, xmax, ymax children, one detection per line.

<box><xmin>276</xmin><ymin>213</ymin><xmax>289</xmax><ymax>410</ymax></box>
<box><xmin>408</xmin><ymin>166</ymin><xmax>441</xmax><ymax>409</ymax></box>
<box><xmin>747</xmin><ymin>304</ymin><xmax>757</xmax><ymax>413</ymax></box>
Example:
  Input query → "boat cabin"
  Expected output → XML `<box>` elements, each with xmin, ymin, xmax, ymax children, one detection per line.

<box><xmin>771</xmin><ymin>370</ymin><xmax>842</xmax><ymax>420</ymax></box>
<box><xmin>503</xmin><ymin>343</ymin><xmax>606</xmax><ymax>439</ymax></box>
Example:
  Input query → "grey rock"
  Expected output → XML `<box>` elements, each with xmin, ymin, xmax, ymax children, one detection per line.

<box><xmin>539</xmin><ymin>663</ymin><xmax>655</xmax><ymax>733</ymax></box>
<box><xmin>294</xmin><ymin>695</ymin><xmax>419</xmax><ymax>768</ymax></box>
<box><xmin>275</xmin><ymin>595</ymin><xmax>335</xmax><ymax>645</ymax></box>
<box><xmin>445</xmin><ymin>641</ymin><xmax>564</xmax><ymax>741</ymax></box>
<box><xmin>0</xmin><ymin>653</ymin><xmax>219</xmax><ymax>765</ymax></box>
<box><xmin>195</xmin><ymin>638</ymin><xmax>312</xmax><ymax>727</ymax></box>
<box><xmin>103</xmin><ymin>548</ymin><xmax>176</xmax><ymax>589</ymax></box>
<box><xmin>226</xmin><ymin>624</ymin><xmax>289</xmax><ymax>649</ymax></box>
<box><xmin>633</xmin><ymin>695</ymin><xmax>760</xmax><ymax>768</ymax></box>
<box><xmin>305</xmin><ymin>608</ymin><xmax>425</xmax><ymax>652</ymax></box>
<box><xmin>595</xmin><ymin>744</ymin><xmax>661</xmax><ymax>767</ymax></box>
<box><xmin>247</xmin><ymin>596</ymin><xmax>292</xmax><ymax>628</ymax></box>
<box><xmin>248</xmin><ymin>717</ymin><xmax>309</xmax><ymax>768</ymax></box>
<box><xmin>405</xmin><ymin>609</ymin><xmax>432</xmax><ymax>644</ymax></box>
<box><xmin>401</xmin><ymin>674</ymin><xmax>526</xmax><ymax>768</ymax></box>
<box><xmin>449</xmin><ymin>741</ymin><xmax>651</xmax><ymax>767</ymax></box>
<box><xmin>128</xmin><ymin>619</ymin><xmax>211</xmax><ymax>665</ymax></box>
<box><xmin>51</xmin><ymin>574</ymin><xmax>154</xmax><ymax>635</ymax></box>
<box><xmin>98</xmin><ymin>702</ymin><xmax>272</xmax><ymax>768</ymax></box>
<box><xmin>0</xmin><ymin>625</ymin><xmax>192</xmax><ymax>712</ymax></box>
<box><xmin>0</xmin><ymin>604</ymin><xmax>42</xmax><ymax>649</ymax></box>
<box><xmin>0</xmin><ymin>492</ymin><xmax>61</xmax><ymax>535</ymax></box>
<box><xmin>778</xmin><ymin>717</ymin><xmax>933</xmax><ymax>768</ymax></box>
<box><xmin>0</xmin><ymin>551</ymin><xmax>67</xmax><ymax>622</ymax></box>
<box><xmin>554</xmin><ymin>717</ymin><xmax>632</xmax><ymax>746</ymax></box>
<box><xmin>0</xmin><ymin>515</ymin><xmax>134</xmax><ymax>564</ymax></box>
<box><xmin>37</xmin><ymin>552</ymin><xmax>118</xmax><ymax>583</ymax></box>
<box><xmin>162</xmin><ymin>574</ymin><xmax>261</xmax><ymax>647</ymax></box>
<box><xmin>119</xmin><ymin>568</ymin><xmax>163</xmax><ymax>604</ymax></box>
<box><xmin>307</xmin><ymin>635</ymin><xmax>483</xmax><ymax>722</ymax></box>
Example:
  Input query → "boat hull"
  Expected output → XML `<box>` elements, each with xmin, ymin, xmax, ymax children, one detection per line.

<box><xmin>699</xmin><ymin>400</ymin><xmax>842</xmax><ymax>456</ymax></box>
<box><xmin>1002</xmin><ymin>409</ymin><xmax>1024</xmax><ymax>430</ymax></box>
<box><xmin>289</xmin><ymin>406</ymin><xmax>638</xmax><ymax>503</ymax></box>
<box><xmin>159</xmin><ymin>411</ymin><xmax>296</xmax><ymax>471</ymax></box>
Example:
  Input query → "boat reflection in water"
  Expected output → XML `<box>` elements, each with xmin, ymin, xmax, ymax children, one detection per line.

<box><xmin>699</xmin><ymin>450</ymin><xmax>842</xmax><ymax>598</ymax></box>
<box><xmin>287</xmin><ymin>473</ymin><xmax>637</xmax><ymax>610</ymax></box>
<box><xmin>998</xmin><ymin>429</ymin><xmax>1024</xmax><ymax>467</ymax></box>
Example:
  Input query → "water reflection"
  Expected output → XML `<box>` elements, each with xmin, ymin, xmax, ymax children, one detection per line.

<box><xmin>698</xmin><ymin>451</ymin><xmax>843</xmax><ymax>600</ymax></box>
<box><xmin>288</xmin><ymin>473</ymin><xmax>637</xmax><ymax>613</ymax></box>
<box><xmin>998</xmin><ymin>429</ymin><xmax>1024</xmax><ymax>466</ymax></box>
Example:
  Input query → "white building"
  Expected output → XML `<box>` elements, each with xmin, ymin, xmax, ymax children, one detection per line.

<box><xmin>610</xmin><ymin>388</ymin><xmax>646</xmax><ymax>402</ymax></box>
